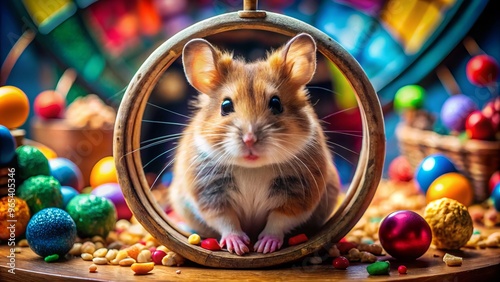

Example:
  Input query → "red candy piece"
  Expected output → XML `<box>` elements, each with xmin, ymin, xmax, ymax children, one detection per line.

<box><xmin>152</xmin><ymin>250</ymin><xmax>166</xmax><ymax>265</ymax></box>
<box><xmin>288</xmin><ymin>234</ymin><xmax>308</xmax><ymax>246</ymax></box>
<box><xmin>398</xmin><ymin>265</ymin><xmax>408</xmax><ymax>274</ymax></box>
<box><xmin>337</xmin><ymin>242</ymin><xmax>357</xmax><ymax>254</ymax></box>
<box><xmin>333</xmin><ymin>256</ymin><xmax>349</xmax><ymax>270</ymax></box>
<box><xmin>201</xmin><ymin>238</ymin><xmax>221</xmax><ymax>251</ymax></box>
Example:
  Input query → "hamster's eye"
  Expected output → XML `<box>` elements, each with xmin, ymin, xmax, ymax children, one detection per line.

<box><xmin>221</xmin><ymin>98</ymin><xmax>234</xmax><ymax>116</ymax></box>
<box><xmin>269</xmin><ymin>96</ymin><xmax>283</xmax><ymax>115</ymax></box>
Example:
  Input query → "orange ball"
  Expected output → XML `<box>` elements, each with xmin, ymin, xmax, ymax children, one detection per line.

<box><xmin>426</xmin><ymin>173</ymin><xmax>473</xmax><ymax>206</ymax></box>
<box><xmin>0</xmin><ymin>86</ymin><xmax>30</xmax><ymax>129</ymax></box>
<box><xmin>90</xmin><ymin>156</ymin><xmax>118</xmax><ymax>188</ymax></box>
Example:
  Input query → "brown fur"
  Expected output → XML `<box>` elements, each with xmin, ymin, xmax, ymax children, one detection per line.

<box><xmin>167</xmin><ymin>34</ymin><xmax>340</xmax><ymax>254</ymax></box>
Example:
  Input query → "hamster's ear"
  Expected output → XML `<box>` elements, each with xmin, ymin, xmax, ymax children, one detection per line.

<box><xmin>182</xmin><ymin>38</ymin><xmax>223</xmax><ymax>95</ymax></box>
<box><xmin>281</xmin><ymin>33</ymin><xmax>317</xmax><ymax>86</ymax></box>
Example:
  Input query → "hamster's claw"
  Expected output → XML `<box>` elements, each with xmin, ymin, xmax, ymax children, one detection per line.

<box><xmin>220</xmin><ymin>233</ymin><xmax>250</xmax><ymax>255</ymax></box>
<box><xmin>254</xmin><ymin>235</ymin><xmax>283</xmax><ymax>254</ymax></box>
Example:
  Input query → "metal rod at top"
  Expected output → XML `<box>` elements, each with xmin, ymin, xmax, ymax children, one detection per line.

<box><xmin>243</xmin><ymin>0</ymin><xmax>258</xmax><ymax>11</ymax></box>
<box><xmin>239</xmin><ymin>0</ymin><xmax>265</xmax><ymax>18</ymax></box>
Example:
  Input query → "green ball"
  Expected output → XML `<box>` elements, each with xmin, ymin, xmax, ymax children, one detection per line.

<box><xmin>16</xmin><ymin>145</ymin><xmax>50</xmax><ymax>181</ymax></box>
<box><xmin>17</xmin><ymin>175</ymin><xmax>63</xmax><ymax>215</ymax></box>
<box><xmin>66</xmin><ymin>194</ymin><xmax>117</xmax><ymax>238</ymax></box>
<box><xmin>394</xmin><ymin>85</ymin><xmax>426</xmax><ymax>113</ymax></box>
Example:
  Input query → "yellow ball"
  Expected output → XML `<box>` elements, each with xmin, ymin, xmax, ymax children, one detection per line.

<box><xmin>0</xmin><ymin>86</ymin><xmax>30</xmax><ymax>129</ymax></box>
<box><xmin>426</xmin><ymin>172</ymin><xmax>473</xmax><ymax>206</ymax></box>
<box><xmin>90</xmin><ymin>156</ymin><xmax>118</xmax><ymax>188</ymax></box>
<box><xmin>424</xmin><ymin>197</ymin><xmax>473</xmax><ymax>249</ymax></box>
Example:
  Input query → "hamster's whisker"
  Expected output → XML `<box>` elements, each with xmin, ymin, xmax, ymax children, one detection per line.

<box><xmin>306</xmin><ymin>86</ymin><xmax>342</xmax><ymax>96</ymax></box>
<box><xmin>330</xmin><ymin>150</ymin><xmax>355</xmax><ymax>166</ymax></box>
<box><xmin>142</xmin><ymin>120</ymin><xmax>188</xmax><ymax>126</ymax></box>
<box><xmin>271</xmin><ymin>141</ymin><xmax>319</xmax><ymax>194</ymax></box>
<box><xmin>149</xmin><ymin>155</ymin><xmax>177</xmax><ymax>191</ymax></box>
<box><xmin>320</xmin><ymin>106</ymin><xmax>359</xmax><ymax>120</ymax></box>
<box><xmin>147</xmin><ymin>102</ymin><xmax>191</xmax><ymax>119</ymax></box>
<box><xmin>143</xmin><ymin>146</ymin><xmax>178</xmax><ymax>169</ymax></box>
<box><xmin>326</xmin><ymin>141</ymin><xmax>360</xmax><ymax>156</ymax></box>
<box><xmin>107</xmin><ymin>86</ymin><xmax>128</xmax><ymax>102</ymax></box>
<box><xmin>323</xmin><ymin>131</ymin><xmax>363</xmax><ymax>138</ymax></box>
<box><xmin>141</xmin><ymin>133</ymin><xmax>183</xmax><ymax>145</ymax></box>
<box><xmin>275</xmin><ymin>137</ymin><xmax>325</xmax><ymax>197</ymax></box>
<box><xmin>123</xmin><ymin>136</ymin><xmax>180</xmax><ymax>158</ymax></box>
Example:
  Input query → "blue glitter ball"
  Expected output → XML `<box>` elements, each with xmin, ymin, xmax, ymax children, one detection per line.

<box><xmin>26</xmin><ymin>208</ymin><xmax>77</xmax><ymax>257</ymax></box>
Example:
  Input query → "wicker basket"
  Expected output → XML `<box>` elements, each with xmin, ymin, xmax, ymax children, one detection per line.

<box><xmin>396</xmin><ymin>123</ymin><xmax>500</xmax><ymax>202</ymax></box>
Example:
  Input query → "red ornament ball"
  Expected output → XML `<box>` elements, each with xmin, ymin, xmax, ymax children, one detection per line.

<box><xmin>34</xmin><ymin>90</ymin><xmax>66</xmax><ymax>119</ymax></box>
<box><xmin>398</xmin><ymin>265</ymin><xmax>408</xmax><ymax>274</ymax></box>
<box><xmin>379</xmin><ymin>210</ymin><xmax>432</xmax><ymax>260</ymax></box>
<box><xmin>465</xmin><ymin>111</ymin><xmax>495</xmax><ymax>140</ymax></box>
<box><xmin>466</xmin><ymin>54</ymin><xmax>499</xmax><ymax>86</ymax></box>
<box><xmin>332</xmin><ymin>256</ymin><xmax>349</xmax><ymax>270</ymax></box>
<box><xmin>388</xmin><ymin>156</ymin><xmax>413</xmax><ymax>182</ymax></box>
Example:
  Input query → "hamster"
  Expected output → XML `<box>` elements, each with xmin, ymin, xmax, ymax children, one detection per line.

<box><xmin>167</xmin><ymin>33</ymin><xmax>340</xmax><ymax>255</ymax></box>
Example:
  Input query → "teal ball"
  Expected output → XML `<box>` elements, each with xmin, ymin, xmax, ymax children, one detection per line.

<box><xmin>26</xmin><ymin>208</ymin><xmax>76</xmax><ymax>257</ymax></box>
<box><xmin>66</xmin><ymin>194</ymin><xmax>117</xmax><ymax>238</ymax></box>
<box><xmin>60</xmin><ymin>186</ymin><xmax>79</xmax><ymax>208</ymax></box>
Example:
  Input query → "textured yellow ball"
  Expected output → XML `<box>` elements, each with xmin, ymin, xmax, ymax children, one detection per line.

<box><xmin>0</xmin><ymin>196</ymin><xmax>31</xmax><ymax>240</ymax></box>
<box><xmin>424</xmin><ymin>198</ymin><xmax>473</xmax><ymax>250</ymax></box>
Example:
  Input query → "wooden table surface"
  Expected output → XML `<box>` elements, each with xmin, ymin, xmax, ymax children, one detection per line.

<box><xmin>1</xmin><ymin>244</ymin><xmax>499</xmax><ymax>281</ymax></box>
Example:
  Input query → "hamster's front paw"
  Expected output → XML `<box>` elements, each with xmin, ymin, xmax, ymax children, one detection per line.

<box><xmin>254</xmin><ymin>234</ymin><xmax>283</xmax><ymax>254</ymax></box>
<box><xmin>220</xmin><ymin>233</ymin><xmax>251</xmax><ymax>255</ymax></box>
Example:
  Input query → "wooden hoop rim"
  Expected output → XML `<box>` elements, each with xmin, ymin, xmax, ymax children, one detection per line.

<box><xmin>114</xmin><ymin>11</ymin><xmax>385</xmax><ymax>269</ymax></box>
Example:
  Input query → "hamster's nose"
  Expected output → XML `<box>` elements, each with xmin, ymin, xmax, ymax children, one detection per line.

<box><xmin>243</xmin><ymin>132</ymin><xmax>257</xmax><ymax>148</ymax></box>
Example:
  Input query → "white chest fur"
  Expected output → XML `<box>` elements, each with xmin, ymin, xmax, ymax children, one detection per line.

<box><xmin>229</xmin><ymin>166</ymin><xmax>280</xmax><ymax>234</ymax></box>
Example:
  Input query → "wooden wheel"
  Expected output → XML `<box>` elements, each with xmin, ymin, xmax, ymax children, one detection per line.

<box><xmin>114</xmin><ymin>1</ymin><xmax>385</xmax><ymax>269</ymax></box>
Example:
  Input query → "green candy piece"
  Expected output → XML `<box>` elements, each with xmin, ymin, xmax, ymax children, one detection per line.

<box><xmin>394</xmin><ymin>85</ymin><xmax>425</xmax><ymax>113</ymax></box>
<box><xmin>16</xmin><ymin>145</ymin><xmax>51</xmax><ymax>181</ymax></box>
<box><xmin>367</xmin><ymin>261</ymin><xmax>390</xmax><ymax>276</ymax></box>
<box><xmin>44</xmin><ymin>254</ymin><xmax>59</xmax><ymax>262</ymax></box>
<box><xmin>66</xmin><ymin>194</ymin><xmax>117</xmax><ymax>238</ymax></box>
<box><xmin>17</xmin><ymin>175</ymin><xmax>63</xmax><ymax>215</ymax></box>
